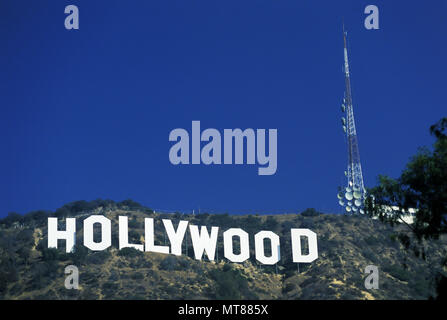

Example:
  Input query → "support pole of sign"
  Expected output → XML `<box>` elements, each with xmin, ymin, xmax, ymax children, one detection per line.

<box><xmin>276</xmin><ymin>244</ymin><xmax>280</xmax><ymax>274</ymax></box>
<box><xmin>72</xmin><ymin>231</ymin><xmax>76</xmax><ymax>253</ymax></box>
<box><xmin>186</xmin><ymin>232</ymin><xmax>188</xmax><ymax>257</ymax></box>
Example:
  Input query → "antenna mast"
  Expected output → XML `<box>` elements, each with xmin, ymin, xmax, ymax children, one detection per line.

<box><xmin>337</xmin><ymin>25</ymin><xmax>366</xmax><ymax>214</ymax></box>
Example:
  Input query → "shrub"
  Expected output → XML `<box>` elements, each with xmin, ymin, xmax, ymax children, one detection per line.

<box><xmin>209</xmin><ymin>214</ymin><xmax>233</xmax><ymax>228</ymax></box>
<box><xmin>300</xmin><ymin>218</ymin><xmax>315</xmax><ymax>229</ymax></box>
<box><xmin>118</xmin><ymin>247</ymin><xmax>143</xmax><ymax>258</ymax></box>
<box><xmin>195</xmin><ymin>213</ymin><xmax>210</xmax><ymax>224</ymax></box>
<box><xmin>23</xmin><ymin>210</ymin><xmax>49</xmax><ymax>224</ymax></box>
<box><xmin>86</xmin><ymin>250</ymin><xmax>111</xmax><ymax>265</ymax></box>
<box><xmin>128</xmin><ymin>230</ymin><xmax>142</xmax><ymax>243</ymax></box>
<box><xmin>17</xmin><ymin>246</ymin><xmax>32</xmax><ymax>264</ymax></box>
<box><xmin>130</xmin><ymin>272</ymin><xmax>144</xmax><ymax>280</ymax></box>
<box><xmin>178</xmin><ymin>258</ymin><xmax>191</xmax><ymax>269</ymax></box>
<box><xmin>101</xmin><ymin>282</ymin><xmax>119</xmax><ymax>298</ymax></box>
<box><xmin>159</xmin><ymin>256</ymin><xmax>179</xmax><ymax>271</ymax></box>
<box><xmin>364</xmin><ymin>235</ymin><xmax>380</xmax><ymax>246</ymax></box>
<box><xmin>283</xmin><ymin>282</ymin><xmax>296</xmax><ymax>293</ymax></box>
<box><xmin>398</xmin><ymin>233</ymin><xmax>411</xmax><ymax>249</ymax></box>
<box><xmin>264</xmin><ymin>216</ymin><xmax>279</xmax><ymax>230</ymax></box>
<box><xmin>55</xmin><ymin>207</ymin><xmax>71</xmax><ymax>218</ymax></box>
<box><xmin>118</xmin><ymin>199</ymin><xmax>143</xmax><ymax>209</ymax></box>
<box><xmin>301</xmin><ymin>208</ymin><xmax>320</xmax><ymax>217</ymax></box>
<box><xmin>80</xmin><ymin>288</ymin><xmax>99</xmax><ymax>299</ymax></box>
<box><xmin>82</xmin><ymin>272</ymin><xmax>99</xmax><ymax>286</ymax></box>
<box><xmin>108</xmin><ymin>271</ymin><xmax>119</xmax><ymax>282</ymax></box>
<box><xmin>361</xmin><ymin>248</ymin><xmax>378</xmax><ymax>264</ymax></box>
<box><xmin>1</xmin><ymin>212</ymin><xmax>23</xmax><ymax>227</ymax></box>
<box><xmin>28</xmin><ymin>261</ymin><xmax>58</xmax><ymax>290</ymax></box>
<box><xmin>128</xmin><ymin>217</ymin><xmax>140</xmax><ymax>229</ymax></box>
<box><xmin>41</xmin><ymin>248</ymin><xmax>60</xmax><ymax>261</ymax></box>
<box><xmin>16</xmin><ymin>229</ymin><xmax>34</xmax><ymax>245</ymax></box>
<box><xmin>70</xmin><ymin>245</ymin><xmax>89</xmax><ymax>265</ymax></box>
<box><xmin>0</xmin><ymin>272</ymin><xmax>9</xmax><ymax>294</ymax></box>
<box><xmin>209</xmin><ymin>264</ymin><xmax>257</xmax><ymax>300</ymax></box>
<box><xmin>242</xmin><ymin>215</ymin><xmax>262</xmax><ymax>232</ymax></box>
<box><xmin>54</xmin><ymin>199</ymin><xmax>117</xmax><ymax>217</ymax></box>
<box><xmin>383</xmin><ymin>264</ymin><xmax>411</xmax><ymax>282</ymax></box>
<box><xmin>59</xmin><ymin>200</ymin><xmax>92</xmax><ymax>214</ymax></box>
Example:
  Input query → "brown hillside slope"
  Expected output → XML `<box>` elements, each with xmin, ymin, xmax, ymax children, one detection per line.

<box><xmin>1</xmin><ymin>205</ymin><xmax>446</xmax><ymax>300</ymax></box>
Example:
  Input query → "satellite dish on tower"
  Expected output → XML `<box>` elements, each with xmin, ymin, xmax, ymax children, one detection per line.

<box><xmin>345</xmin><ymin>192</ymin><xmax>353</xmax><ymax>201</ymax></box>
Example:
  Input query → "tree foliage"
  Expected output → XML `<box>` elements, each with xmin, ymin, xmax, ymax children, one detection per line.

<box><xmin>301</xmin><ymin>208</ymin><xmax>321</xmax><ymax>217</ymax></box>
<box><xmin>365</xmin><ymin>117</ymin><xmax>447</xmax><ymax>299</ymax></box>
<box><xmin>366</xmin><ymin>117</ymin><xmax>447</xmax><ymax>240</ymax></box>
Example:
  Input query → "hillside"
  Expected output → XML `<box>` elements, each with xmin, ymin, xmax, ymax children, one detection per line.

<box><xmin>1</xmin><ymin>200</ymin><xmax>446</xmax><ymax>300</ymax></box>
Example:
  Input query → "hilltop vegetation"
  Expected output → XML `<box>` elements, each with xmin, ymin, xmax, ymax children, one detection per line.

<box><xmin>0</xmin><ymin>200</ymin><xmax>446</xmax><ymax>300</ymax></box>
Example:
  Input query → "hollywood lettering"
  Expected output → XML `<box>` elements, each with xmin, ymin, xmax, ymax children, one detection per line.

<box><xmin>47</xmin><ymin>216</ymin><xmax>318</xmax><ymax>265</ymax></box>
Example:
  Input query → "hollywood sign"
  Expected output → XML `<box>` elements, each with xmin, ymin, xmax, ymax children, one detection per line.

<box><xmin>48</xmin><ymin>216</ymin><xmax>318</xmax><ymax>265</ymax></box>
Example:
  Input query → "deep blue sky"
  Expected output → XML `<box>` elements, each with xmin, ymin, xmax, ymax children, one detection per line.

<box><xmin>1</xmin><ymin>0</ymin><xmax>446</xmax><ymax>217</ymax></box>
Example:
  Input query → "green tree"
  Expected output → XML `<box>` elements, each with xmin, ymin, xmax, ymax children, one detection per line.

<box><xmin>366</xmin><ymin>117</ymin><xmax>447</xmax><ymax>299</ymax></box>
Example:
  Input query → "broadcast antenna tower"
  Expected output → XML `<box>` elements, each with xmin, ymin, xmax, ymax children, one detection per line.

<box><xmin>337</xmin><ymin>25</ymin><xmax>366</xmax><ymax>214</ymax></box>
